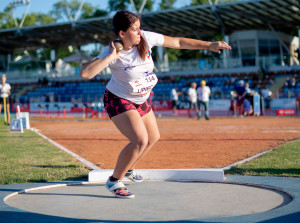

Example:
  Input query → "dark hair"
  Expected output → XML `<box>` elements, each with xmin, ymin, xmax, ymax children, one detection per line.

<box><xmin>113</xmin><ymin>11</ymin><xmax>147</xmax><ymax>61</ymax></box>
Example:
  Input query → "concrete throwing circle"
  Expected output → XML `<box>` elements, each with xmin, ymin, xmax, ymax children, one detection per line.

<box><xmin>5</xmin><ymin>181</ymin><xmax>292</xmax><ymax>221</ymax></box>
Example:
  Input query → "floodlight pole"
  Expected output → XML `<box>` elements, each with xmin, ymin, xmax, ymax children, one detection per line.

<box><xmin>208</xmin><ymin>0</ymin><xmax>229</xmax><ymax>68</ymax></box>
<box><xmin>130</xmin><ymin>0</ymin><xmax>147</xmax><ymax>14</ymax></box>
<box><xmin>66</xmin><ymin>4</ymin><xmax>74</xmax><ymax>22</ymax></box>
<box><xmin>66</xmin><ymin>0</ymin><xmax>86</xmax><ymax>22</ymax></box>
<box><xmin>19</xmin><ymin>1</ymin><xmax>31</xmax><ymax>28</ymax></box>
<box><xmin>9</xmin><ymin>0</ymin><xmax>31</xmax><ymax>28</ymax></box>
<box><xmin>268</xmin><ymin>23</ymin><xmax>299</xmax><ymax>65</ymax></box>
<box><xmin>130</xmin><ymin>0</ymin><xmax>138</xmax><ymax>14</ymax></box>
<box><xmin>138</xmin><ymin>0</ymin><xmax>147</xmax><ymax>14</ymax></box>
<box><xmin>74</xmin><ymin>0</ymin><xmax>85</xmax><ymax>21</ymax></box>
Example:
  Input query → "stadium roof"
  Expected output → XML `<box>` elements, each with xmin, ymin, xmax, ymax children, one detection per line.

<box><xmin>0</xmin><ymin>0</ymin><xmax>299</xmax><ymax>54</ymax></box>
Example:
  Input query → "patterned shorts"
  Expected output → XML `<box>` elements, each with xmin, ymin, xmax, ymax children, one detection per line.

<box><xmin>103</xmin><ymin>89</ymin><xmax>152</xmax><ymax>119</ymax></box>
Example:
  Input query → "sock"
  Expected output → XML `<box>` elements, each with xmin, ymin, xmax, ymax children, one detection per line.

<box><xmin>109</xmin><ymin>176</ymin><xmax>119</xmax><ymax>182</ymax></box>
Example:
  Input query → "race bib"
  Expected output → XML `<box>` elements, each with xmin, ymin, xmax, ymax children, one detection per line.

<box><xmin>129</xmin><ymin>73</ymin><xmax>158</xmax><ymax>96</ymax></box>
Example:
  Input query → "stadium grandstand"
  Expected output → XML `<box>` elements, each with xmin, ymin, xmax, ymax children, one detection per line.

<box><xmin>1</xmin><ymin>0</ymin><xmax>300</xmax><ymax>118</ymax></box>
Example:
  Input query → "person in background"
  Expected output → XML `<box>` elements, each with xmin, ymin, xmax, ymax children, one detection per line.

<box><xmin>284</xmin><ymin>77</ymin><xmax>291</xmax><ymax>88</ymax></box>
<box><xmin>197</xmin><ymin>80</ymin><xmax>211</xmax><ymax>120</ymax></box>
<box><xmin>170</xmin><ymin>87</ymin><xmax>181</xmax><ymax>115</ymax></box>
<box><xmin>243</xmin><ymin>98</ymin><xmax>253</xmax><ymax>116</ymax></box>
<box><xmin>0</xmin><ymin>74</ymin><xmax>11</xmax><ymax>125</ymax></box>
<box><xmin>245</xmin><ymin>82</ymin><xmax>252</xmax><ymax>94</ymax></box>
<box><xmin>235</xmin><ymin>80</ymin><xmax>247</xmax><ymax>117</ymax></box>
<box><xmin>290</xmin><ymin>77</ymin><xmax>297</xmax><ymax>89</ymax></box>
<box><xmin>187</xmin><ymin>82</ymin><xmax>198</xmax><ymax>118</ymax></box>
<box><xmin>261</xmin><ymin>85</ymin><xmax>272</xmax><ymax>109</ymax></box>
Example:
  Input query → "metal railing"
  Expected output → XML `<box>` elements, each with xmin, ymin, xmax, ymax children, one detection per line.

<box><xmin>6</xmin><ymin>56</ymin><xmax>297</xmax><ymax>83</ymax></box>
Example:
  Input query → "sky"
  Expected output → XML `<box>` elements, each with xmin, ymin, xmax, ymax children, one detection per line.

<box><xmin>0</xmin><ymin>0</ymin><xmax>190</xmax><ymax>52</ymax></box>
<box><xmin>1</xmin><ymin>0</ymin><xmax>192</xmax><ymax>21</ymax></box>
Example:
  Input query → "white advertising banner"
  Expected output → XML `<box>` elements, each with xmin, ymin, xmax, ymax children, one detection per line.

<box><xmin>30</xmin><ymin>102</ymin><xmax>73</xmax><ymax>111</ymax></box>
<box><xmin>209</xmin><ymin>99</ymin><xmax>231</xmax><ymax>111</ymax></box>
<box><xmin>270</xmin><ymin>99</ymin><xmax>296</xmax><ymax>109</ymax></box>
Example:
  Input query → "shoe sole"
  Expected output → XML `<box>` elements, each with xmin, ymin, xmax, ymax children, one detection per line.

<box><xmin>105</xmin><ymin>184</ymin><xmax>135</xmax><ymax>199</ymax></box>
<box><xmin>114</xmin><ymin>193</ymin><xmax>135</xmax><ymax>199</ymax></box>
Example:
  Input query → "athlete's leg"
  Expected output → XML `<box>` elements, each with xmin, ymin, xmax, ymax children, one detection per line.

<box><xmin>111</xmin><ymin>110</ymin><xmax>148</xmax><ymax>180</ymax></box>
<box><xmin>129</xmin><ymin>110</ymin><xmax>160</xmax><ymax>170</ymax></box>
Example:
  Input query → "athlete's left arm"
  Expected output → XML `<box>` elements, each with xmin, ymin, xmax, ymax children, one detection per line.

<box><xmin>162</xmin><ymin>35</ymin><xmax>231</xmax><ymax>53</ymax></box>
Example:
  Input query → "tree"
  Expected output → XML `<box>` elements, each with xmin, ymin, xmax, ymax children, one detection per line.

<box><xmin>84</xmin><ymin>9</ymin><xmax>108</xmax><ymax>19</ymax></box>
<box><xmin>159</xmin><ymin>0</ymin><xmax>177</xmax><ymax>10</ymax></box>
<box><xmin>37</xmin><ymin>13</ymin><xmax>56</xmax><ymax>25</ymax></box>
<box><xmin>108</xmin><ymin>0</ymin><xmax>154</xmax><ymax>13</ymax></box>
<box><xmin>0</xmin><ymin>6</ymin><xmax>17</xmax><ymax>29</ymax></box>
<box><xmin>0</xmin><ymin>5</ymin><xmax>56</xmax><ymax>29</ymax></box>
<box><xmin>22</xmin><ymin>13</ymin><xmax>56</xmax><ymax>26</ymax></box>
<box><xmin>51</xmin><ymin>0</ymin><xmax>105</xmax><ymax>21</ymax></box>
<box><xmin>190</xmin><ymin>0</ymin><xmax>207</xmax><ymax>6</ymax></box>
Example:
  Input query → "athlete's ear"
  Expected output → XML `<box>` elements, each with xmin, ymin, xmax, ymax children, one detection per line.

<box><xmin>119</xmin><ymin>30</ymin><xmax>125</xmax><ymax>38</ymax></box>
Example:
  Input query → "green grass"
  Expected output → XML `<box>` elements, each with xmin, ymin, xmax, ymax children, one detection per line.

<box><xmin>225</xmin><ymin>139</ymin><xmax>300</xmax><ymax>177</ymax></box>
<box><xmin>0</xmin><ymin>117</ymin><xmax>89</xmax><ymax>185</ymax></box>
<box><xmin>1</xmin><ymin>116</ymin><xmax>299</xmax><ymax>185</ymax></box>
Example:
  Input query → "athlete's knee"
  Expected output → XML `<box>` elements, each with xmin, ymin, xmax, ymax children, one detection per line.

<box><xmin>132</xmin><ymin>135</ymin><xmax>148</xmax><ymax>151</ymax></box>
<box><xmin>148</xmin><ymin>132</ymin><xmax>160</xmax><ymax>147</ymax></box>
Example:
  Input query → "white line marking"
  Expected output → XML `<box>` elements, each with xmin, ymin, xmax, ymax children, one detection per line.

<box><xmin>31</xmin><ymin>128</ymin><xmax>100</xmax><ymax>170</ymax></box>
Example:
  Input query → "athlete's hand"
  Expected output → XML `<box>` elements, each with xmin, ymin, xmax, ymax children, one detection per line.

<box><xmin>209</xmin><ymin>41</ymin><xmax>231</xmax><ymax>53</ymax></box>
<box><xmin>109</xmin><ymin>41</ymin><xmax>121</xmax><ymax>60</ymax></box>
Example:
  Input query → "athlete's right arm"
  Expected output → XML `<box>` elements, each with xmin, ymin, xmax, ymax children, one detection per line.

<box><xmin>80</xmin><ymin>42</ymin><xmax>119</xmax><ymax>79</ymax></box>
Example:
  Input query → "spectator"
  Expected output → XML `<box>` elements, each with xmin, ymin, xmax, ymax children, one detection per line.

<box><xmin>235</xmin><ymin>80</ymin><xmax>247</xmax><ymax>117</ymax></box>
<box><xmin>261</xmin><ymin>86</ymin><xmax>272</xmax><ymax>109</ymax></box>
<box><xmin>187</xmin><ymin>82</ymin><xmax>197</xmax><ymax>118</ymax></box>
<box><xmin>228</xmin><ymin>91</ymin><xmax>237</xmax><ymax>117</ymax></box>
<box><xmin>245</xmin><ymin>82</ymin><xmax>252</xmax><ymax>94</ymax></box>
<box><xmin>170</xmin><ymin>87</ymin><xmax>181</xmax><ymax>115</ymax></box>
<box><xmin>243</xmin><ymin>98</ymin><xmax>253</xmax><ymax>116</ymax></box>
<box><xmin>0</xmin><ymin>74</ymin><xmax>11</xmax><ymax>125</ymax></box>
<box><xmin>197</xmin><ymin>80</ymin><xmax>211</xmax><ymax>120</ymax></box>
<box><xmin>284</xmin><ymin>77</ymin><xmax>291</xmax><ymax>88</ymax></box>
<box><xmin>291</xmin><ymin>77</ymin><xmax>297</xmax><ymax>88</ymax></box>
<box><xmin>41</xmin><ymin>93</ymin><xmax>47</xmax><ymax>102</ymax></box>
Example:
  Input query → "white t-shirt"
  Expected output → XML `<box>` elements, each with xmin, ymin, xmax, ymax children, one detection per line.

<box><xmin>0</xmin><ymin>83</ymin><xmax>11</xmax><ymax>98</ymax></box>
<box><xmin>97</xmin><ymin>30</ymin><xmax>164</xmax><ymax>104</ymax></box>
<box><xmin>188</xmin><ymin>88</ymin><xmax>197</xmax><ymax>103</ymax></box>
<box><xmin>197</xmin><ymin>86</ymin><xmax>210</xmax><ymax>102</ymax></box>
<box><xmin>170</xmin><ymin>88</ymin><xmax>178</xmax><ymax>101</ymax></box>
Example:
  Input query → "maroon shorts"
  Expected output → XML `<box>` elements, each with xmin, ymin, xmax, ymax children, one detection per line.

<box><xmin>103</xmin><ymin>89</ymin><xmax>152</xmax><ymax>119</ymax></box>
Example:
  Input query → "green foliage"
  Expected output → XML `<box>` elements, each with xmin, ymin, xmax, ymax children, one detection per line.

<box><xmin>37</xmin><ymin>13</ymin><xmax>56</xmax><ymax>25</ymax></box>
<box><xmin>0</xmin><ymin>6</ymin><xmax>56</xmax><ymax>29</ymax></box>
<box><xmin>166</xmin><ymin>48</ymin><xmax>181</xmax><ymax>61</ymax></box>
<box><xmin>84</xmin><ymin>9</ymin><xmax>108</xmax><ymax>19</ymax></box>
<box><xmin>160</xmin><ymin>0</ymin><xmax>177</xmax><ymax>10</ymax></box>
<box><xmin>51</xmin><ymin>0</ymin><xmax>103</xmax><ymax>21</ymax></box>
<box><xmin>0</xmin><ymin>6</ymin><xmax>17</xmax><ymax>29</ymax></box>
<box><xmin>190</xmin><ymin>0</ymin><xmax>207</xmax><ymax>5</ymax></box>
<box><xmin>108</xmin><ymin>0</ymin><xmax>154</xmax><ymax>12</ymax></box>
